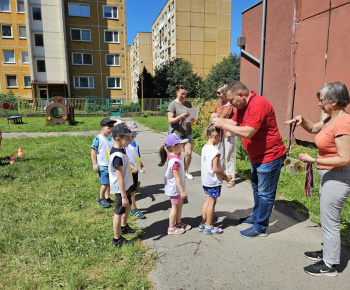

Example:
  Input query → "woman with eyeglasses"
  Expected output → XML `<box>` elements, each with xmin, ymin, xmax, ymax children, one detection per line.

<box><xmin>213</xmin><ymin>84</ymin><xmax>237</xmax><ymax>187</ymax></box>
<box><xmin>167</xmin><ymin>85</ymin><xmax>196</xmax><ymax>180</ymax></box>
<box><xmin>285</xmin><ymin>82</ymin><xmax>350</xmax><ymax>277</ymax></box>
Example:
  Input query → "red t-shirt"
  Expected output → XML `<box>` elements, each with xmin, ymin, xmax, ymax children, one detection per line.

<box><xmin>232</xmin><ymin>91</ymin><xmax>286</xmax><ymax>163</ymax></box>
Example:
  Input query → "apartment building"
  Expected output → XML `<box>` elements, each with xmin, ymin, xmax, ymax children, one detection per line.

<box><xmin>129</xmin><ymin>32</ymin><xmax>152</xmax><ymax>102</ymax></box>
<box><xmin>152</xmin><ymin>0</ymin><xmax>232</xmax><ymax>77</ymax></box>
<box><xmin>0</xmin><ymin>0</ymin><xmax>129</xmax><ymax>101</ymax></box>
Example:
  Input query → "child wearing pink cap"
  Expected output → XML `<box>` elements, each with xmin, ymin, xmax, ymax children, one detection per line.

<box><xmin>159</xmin><ymin>133</ymin><xmax>192</xmax><ymax>235</ymax></box>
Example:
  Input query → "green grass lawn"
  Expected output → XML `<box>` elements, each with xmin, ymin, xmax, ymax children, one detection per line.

<box><xmin>0</xmin><ymin>136</ymin><xmax>155</xmax><ymax>289</ymax></box>
<box><xmin>132</xmin><ymin>116</ymin><xmax>168</xmax><ymax>133</ymax></box>
<box><xmin>0</xmin><ymin>116</ymin><xmax>105</xmax><ymax>133</ymax></box>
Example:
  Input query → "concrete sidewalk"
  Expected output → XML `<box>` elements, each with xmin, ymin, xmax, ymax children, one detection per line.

<box><xmin>132</xmin><ymin>121</ymin><xmax>350</xmax><ymax>289</ymax></box>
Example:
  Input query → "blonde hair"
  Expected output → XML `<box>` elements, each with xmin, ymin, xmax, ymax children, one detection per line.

<box><xmin>203</xmin><ymin>124</ymin><xmax>220</xmax><ymax>139</ymax></box>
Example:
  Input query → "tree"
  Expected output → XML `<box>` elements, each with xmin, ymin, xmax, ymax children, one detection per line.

<box><xmin>137</xmin><ymin>67</ymin><xmax>156</xmax><ymax>99</ymax></box>
<box><xmin>202</xmin><ymin>53</ymin><xmax>240</xmax><ymax>99</ymax></box>
<box><xmin>153</xmin><ymin>58</ymin><xmax>203</xmax><ymax>99</ymax></box>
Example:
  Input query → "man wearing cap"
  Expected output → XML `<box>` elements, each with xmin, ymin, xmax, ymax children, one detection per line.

<box><xmin>212</xmin><ymin>81</ymin><xmax>286</xmax><ymax>238</ymax></box>
<box><xmin>91</xmin><ymin>118</ymin><xmax>116</xmax><ymax>208</ymax></box>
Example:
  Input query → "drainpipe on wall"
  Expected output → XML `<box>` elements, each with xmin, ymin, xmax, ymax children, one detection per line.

<box><xmin>237</xmin><ymin>0</ymin><xmax>267</xmax><ymax>95</ymax></box>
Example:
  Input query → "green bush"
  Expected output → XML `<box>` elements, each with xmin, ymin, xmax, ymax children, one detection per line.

<box><xmin>122</xmin><ymin>102</ymin><xmax>141</xmax><ymax>113</ymax></box>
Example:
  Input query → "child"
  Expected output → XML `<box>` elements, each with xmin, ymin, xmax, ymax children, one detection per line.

<box><xmin>91</xmin><ymin>118</ymin><xmax>116</xmax><ymax>208</ymax></box>
<box><xmin>199</xmin><ymin>125</ymin><xmax>232</xmax><ymax>234</ymax></box>
<box><xmin>124</xmin><ymin>121</ymin><xmax>146</xmax><ymax>219</ymax></box>
<box><xmin>109</xmin><ymin>123</ymin><xmax>138</xmax><ymax>247</ymax></box>
<box><xmin>159</xmin><ymin>133</ymin><xmax>192</xmax><ymax>235</ymax></box>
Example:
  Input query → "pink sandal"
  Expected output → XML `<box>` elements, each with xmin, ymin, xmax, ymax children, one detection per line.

<box><xmin>176</xmin><ymin>222</ymin><xmax>192</xmax><ymax>231</ymax></box>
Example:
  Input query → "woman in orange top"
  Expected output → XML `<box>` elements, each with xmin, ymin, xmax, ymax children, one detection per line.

<box><xmin>286</xmin><ymin>82</ymin><xmax>350</xmax><ymax>277</ymax></box>
<box><xmin>213</xmin><ymin>84</ymin><xmax>237</xmax><ymax>188</ymax></box>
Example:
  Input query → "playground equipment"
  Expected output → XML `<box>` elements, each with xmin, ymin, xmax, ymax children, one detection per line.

<box><xmin>45</xmin><ymin>97</ymin><xmax>75</xmax><ymax>125</ymax></box>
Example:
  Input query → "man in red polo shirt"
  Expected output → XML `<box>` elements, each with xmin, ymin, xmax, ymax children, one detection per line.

<box><xmin>212</xmin><ymin>81</ymin><xmax>286</xmax><ymax>238</ymax></box>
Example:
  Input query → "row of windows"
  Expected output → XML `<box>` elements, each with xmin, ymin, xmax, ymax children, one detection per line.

<box><xmin>0</xmin><ymin>1</ymin><xmax>119</xmax><ymax>20</ymax></box>
<box><xmin>1</xmin><ymin>24</ymin><xmax>120</xmax><ymax>44</ymax></box>
<box><xmin>5</xmin><ymin>75</ymin><xmax>31</xmax><ymax>88</ymax></box>
<box><xmin>0</xmin><ymin>0</ymin><xmax>24</xmax><ymax>13</ymax></box>
<box><xmin>4</xmin><ymin>75</ymin><xmax>122</xmax><ymax>90</ymax></box>
<box><xmin>2</xmin><ymin>50</ymin><xmax>120</xmax><ymax>67</ymax></box>
<box><xmin>73</xmin><ymin>76</ymin><xmax>121</xmax><ymax>89</ymax></box>
<box><xmin>68</xmin><ymin>3</ymin><xmax>118</xmax><ymax>20</ymax></box>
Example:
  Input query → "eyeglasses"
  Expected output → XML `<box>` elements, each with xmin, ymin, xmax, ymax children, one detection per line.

<box><xmin>179</xmin><ymin>86</ymin><xmax>187</xmax><ymax>90</ymax></box>
<box><xmin>216</xmin><ymin>92</ymin><xmax>221</xmax><ymax>95</ymax></box>
<box><xmin>318</xmin><ymin>98</ymin><xmax>326</xmax><ymax>104</ymax></box>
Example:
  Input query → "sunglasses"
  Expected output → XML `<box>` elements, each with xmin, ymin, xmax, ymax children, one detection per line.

<box><xmin>216</xmin><ymin>92</ymin><xmax>221</xmax><ymax>95</ymax></box>
<box><xmin>179</xmin><ymin>86</ymin><xmax>187</xmax><ymax>90</ymax></box>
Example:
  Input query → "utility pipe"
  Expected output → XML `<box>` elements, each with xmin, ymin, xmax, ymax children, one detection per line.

<box><xmin>259</xmin><ymin>0</ymin><xmax>267</xmax><ymax>95</ymax></box>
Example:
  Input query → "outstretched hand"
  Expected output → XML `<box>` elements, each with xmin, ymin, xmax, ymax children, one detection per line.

<box><xmin>284</xmin><ymin>115</ymin><xmax>302</xmax><ymax>126</ymax></box>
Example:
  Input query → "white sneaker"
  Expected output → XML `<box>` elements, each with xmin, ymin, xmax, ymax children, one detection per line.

<box><xmin>185</xmin><ymin>173</ymin><xmax>194</xmax><ymax>180</ymax></box>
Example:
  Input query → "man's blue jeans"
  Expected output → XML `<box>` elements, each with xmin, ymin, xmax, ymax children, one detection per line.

<box><xmin>250</xmin><ymin>154</ymin><xmax>286</xmax><ymax>232</ymax></box>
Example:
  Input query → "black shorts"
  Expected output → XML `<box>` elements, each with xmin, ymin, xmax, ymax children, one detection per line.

<box><xmin>114</xmin><ymin>189</ymin><xmax>132</xmax><ymax>215</ymax></box>
<box><xmin>129</xmin><ymin>172</ymin><xmax>139</xmax><ymax>192</ymax></box>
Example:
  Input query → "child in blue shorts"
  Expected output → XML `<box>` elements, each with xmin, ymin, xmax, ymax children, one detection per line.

<box><xmin>199</xmin><ymin>125</ymin><xmax>232</xmax><ymax>234</ymax></box>
<box><xmin>91</xmin><ymin>118</ymin><xmax>116</xmax><ymax>208</ymax></box>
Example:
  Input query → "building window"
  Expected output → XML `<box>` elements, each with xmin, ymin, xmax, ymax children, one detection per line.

<box><xmin>172</xmin><ymin>30</ymin><xmax>174</xmax><ymax>38</ymax></box>
<box><xmin>103</xmin><ymin>6</ymin><xmax>118</xmax><ymax>19</ymax></box>
<box><xmin>68</xmin><ymin>3</ymin><xmax>90</xmax><ymax>17</ymax></box>
<box><xmin>172</xmin><ymin>43</ymin><xmax>175</xmax><ymax>51</ymax></box>
<box><xmin>32</xmin><ymin>7</ymin><xmax>42</xmax><ymax>20</ymax></box>
<box><xmin>6</xmin><ymin>75</ymin><xmax>17</xmax><ymax>88</ymax></box>
<box><xmin>0</xmin><ymin>0</ymin><xmax>10</xmax><ymax>12</ymax></box>
<box><xmin>171</xmin><ymin>1</ymin><xmax>174</xmax><ymax>10</ymax></box>
<box><xmin>104</xmin><ymin>30</ymin><xmax>119</xmax><ymax>43</ymax></box>
<box><xmin>36</xmin><ymin>60</ymin><xmax>46</xmax><ymax>72</ymax></box>
<box><xmin>71</xmin><ymin>29</ymin><xmax>91</xmax><ymax>42</ymax></box>
<box><xmin>23</xmin><ymin>76</ymin><xmax>31</xmax><ymax>88</ymax></box>
<box><xmin>107</xmin><ymin>77</ymin><xmax>121</xmax><ymax>89</ymax></box>
<box><xmin>105</xmin><ymin>54</ymin><xmax>120</xmax><ymax>66</ymax></box>
<box><xmin>34</xmin><ymin>34</ymin><xmax>44</xmax><ymax>46</ymax></box>
<box><xmin>74</xmin><ymin>76</ymin><xmax>94</xmax><ymax>89</ymax></box>
<box><xmin>21</xmin><ymin>51</ymin><xmax>28</xmax><ymax>63</ymax></box>
<box><xmin>1</xmin><ymin>24</ymin><xmax>12</xmax><ymax>38</ymax></box>
<box><xmin>17</xmin><ymin>0</ymin><xmax>24</xmax><ymax>13</ymax></box>
<box><xmin>72</xmin><ymin>53</ymin><xmax>93</xmax><ymax>65</ymax></box>
<box><xmin>172</xmin><ymin>15</ymin><xmax>175</xmax><ymax>24</ymax></box>
<box><xmin>18</xmin><ymin>25</ymin><xmax>26</xmax><ymax>38</ymax></box>
<box><xmin>4</xmin><ymin>50</ymin><xmax>15</xmax><ymax>63</ymax></box>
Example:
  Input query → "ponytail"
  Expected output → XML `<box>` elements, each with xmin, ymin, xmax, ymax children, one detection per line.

<box><xmin>158</xmin><ymin>144</ymin><xmax>168</xmax><ymax>166</ymax></box>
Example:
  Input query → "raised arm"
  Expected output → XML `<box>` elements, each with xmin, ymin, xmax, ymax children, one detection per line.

<box><xmin>285</xmin><ymin>115</ymin><xmax>324</xmax><ymax>134</ymax></box>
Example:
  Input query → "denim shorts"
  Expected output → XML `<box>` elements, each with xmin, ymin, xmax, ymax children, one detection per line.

<box><xmin>98</xmin><ymin>169</ymin><xmax>109</xmax><ymax>185</ymax></box>
<box><xmin>203</xmin><ymin>185</ymin><xmax>222</xmax><ymax>198</ymax></box>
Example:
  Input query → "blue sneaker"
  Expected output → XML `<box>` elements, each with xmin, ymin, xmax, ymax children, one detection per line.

<box><xmin>239</xmin><ymin>215</ymin><xmax>255</xmax><ymax>224</ymax></box>
<box><xmin>240</xmin><ymin>226</ymin><xmax>268</xmax><ymax>238</ymax></box>
<box><xmin>198</xmin><ymin>223</ymin><xmax>206</xmax><ymax>232</ymax></box>
<box><xmin>97</xmin><ymin>197</ymin><xmax>111</xmax><ymax>208</ymax></box>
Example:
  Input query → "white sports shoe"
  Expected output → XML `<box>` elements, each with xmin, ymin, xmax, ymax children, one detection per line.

<box><xmin>185</xmin><ymin>173</ymin><xmax>194</xmax><ymax>180</ymax></box>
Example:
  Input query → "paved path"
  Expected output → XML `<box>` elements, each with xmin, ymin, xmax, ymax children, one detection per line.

<box><xmin>5</xmin><ymin>122</ymin><xmax>350</xmax><ymax>289</ymax></box>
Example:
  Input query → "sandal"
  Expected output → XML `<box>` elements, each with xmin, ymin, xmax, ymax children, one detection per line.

<box><xmin>227</xmin><ymin>180</ymin><xmax>235</xmax><ymax>188</ymax></box>
<box><xmin>176</xmin><ymin>222</ymin><xmax>191</xmax><ymax>231</ymax></box>
<box><xmin>203</xmin><ymin>225</ymin><xmax>223</xmax><ymax>235</ymax></box>
<box><xmin>130</xmin><ymin>209</ymin><xmax>146</xmax><ymax>219</ymax></box>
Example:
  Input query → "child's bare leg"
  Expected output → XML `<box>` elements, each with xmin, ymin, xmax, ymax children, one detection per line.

<box><xmin>121</xmin><ymin>203</ymin><xmax>131</xmax><ymax>227</ymax></box>
<box><xmin>169</xmin><ymin>203</ymin><xmax>179</xmax><ymax>227</ymax></box>
<box><xmin>105</xmin><ymin>185</ymin><xmax>110</xmax><ymax>199</ymax></box>
<box><xmin>130</xmin><ymin>191</ymin><xmax>137</xmax><ymax>210</ymax></box>
<box><xmin>205</xmin><ymin>196</ymin><xmax>217</xmax><ymax>226</ymax></box>
<box><xmin>201</xmin><ymin>195</ymin><xmax>210</xmax><ymax>223</ymax></box>
<box><xmin>100</xmin><ymin>184</ymin><xmax>109</xmax><ymax>198</ymax></box>
<box><xmin>176</xmin><ymin>199</ymin><xmax>184</xmax><ymax>224</ymax></box>
<box><xmin>113</xmin><ymin>214</ymin><xmax>122</xmax><ymax>239</ymax></box>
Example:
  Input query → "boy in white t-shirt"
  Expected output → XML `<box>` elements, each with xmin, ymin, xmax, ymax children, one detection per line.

<box><xmin>199</xmin><ymin>125</ymin><xmax>232</xmax><ymax>234</ymax></box>
<box><xmin>91</xmin><ymin>118</ymin><xmax>116</xmax><ymax>208</ymax></box>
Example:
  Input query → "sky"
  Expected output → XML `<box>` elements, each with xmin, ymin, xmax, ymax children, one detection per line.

<box><xmin>125</xmin><ymin>0</ymin><xmax>260</xmax><ymax>55</ymax></box>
